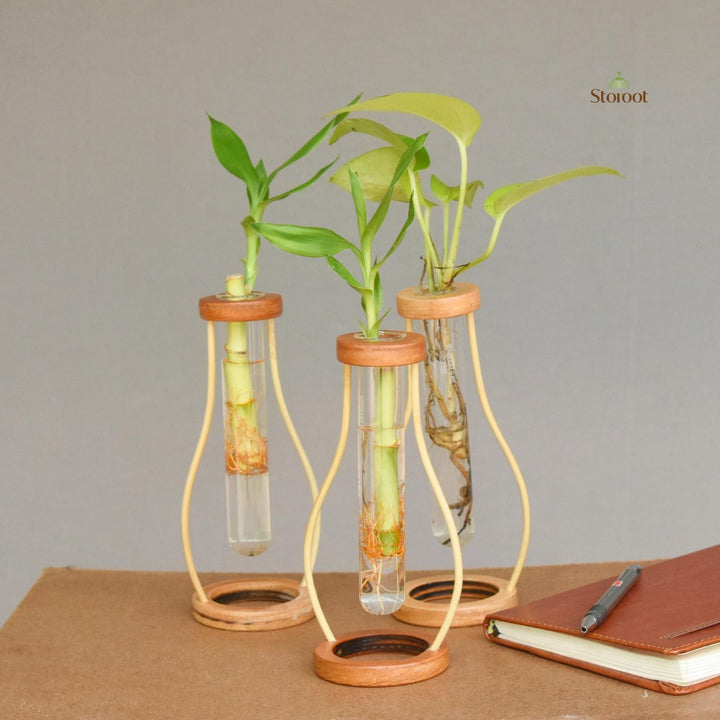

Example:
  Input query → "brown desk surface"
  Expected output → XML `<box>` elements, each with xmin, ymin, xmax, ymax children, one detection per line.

<box><xmin>2</xmin><ymin>562</ymin><xmax>718</xmax><ymax>718</ymax></box>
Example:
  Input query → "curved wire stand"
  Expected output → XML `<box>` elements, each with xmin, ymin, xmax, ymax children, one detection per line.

<box><xmin>466</xmin><ymin>311</ymin><xmax>530</xmax><ymax>592</ymax></box>
<box><xmin>393</xmin><ymin>311</ymin><xmax>531</xmax><ymax>627</ymax></box>
<box><xmin>303</xmin><ymin>359</ymin><xmax>463</xmax><ymax>686</ymax></box>
<box><xmin>181</xmin><ymin>317</ymin><xmax>320</xmax><ymax>630</ymax></box>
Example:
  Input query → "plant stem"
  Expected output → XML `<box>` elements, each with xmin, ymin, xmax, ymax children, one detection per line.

<box><xmin>244</xmin><ymin>226</ymin><xmax>260</xmax><ymax>293</ymax></box>
<box><xmin>422</xmin><ymin>318</ymin><xmax>473</xmax><ymax>541</ymax></box>
<box><xmin>408</xmin><ymin>172</ymin><xmax>439</xmax><ymax>292</ymax></box>
<box><xmin>442</xmin><ymin>202</ymin><xmax>450</xmax><ymax>275</ymax></box>
<box><xmin>451</xmin><ymin>213</ymin><xmax>505</xmax><ymax>280</ymax></box>
<box><xmin>362</xmin><ymin>286</ymin><xmax>379</xmax><ymax>339</ymax></box>
<box><xmin>442</xmin><ymin>138</ymin><xmax>469</xmax><ymax>288</ymax></box>
<box><xmin>223</xmin><ymin>274</ymin><xmax>267</xmax><ymax>475</ymax></box>
<box><xmin>373</xmin><ymin>366</ymin><xmax>401</xmax><ymax>555</ymax></box>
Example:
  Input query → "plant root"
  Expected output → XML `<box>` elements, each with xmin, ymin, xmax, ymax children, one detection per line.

<box><xmin>422</xmin><ymin>318</ymin><xmax>473</xmax><ymax>538</ymax></box>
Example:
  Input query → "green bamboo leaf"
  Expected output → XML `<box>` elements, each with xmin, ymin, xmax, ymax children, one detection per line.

<box><xmin>430</xmin><ymin>175</ymin><xmax>484</xmax><ymax>207</ymax></box>
<box><xmin>372</xmin><ymin>270</ymin><xmax>383</xmax><ymax>312</ymax></box>
<box><xmin>363</xmin><ymin>134</ymin><xmax>427</xmax><ymax>243</ymax></box>
<box><xmin>485</xmin><ymin>166</ymin><xmax>621</xmax><ymax>220</ymax></box>
<box><xmin>400</xmin><ymin>136</ymin><xmax>430</xmax><ymax>172</ymax></box>
<box><xmin>256</xmin><ymin>159</ymin><xmax>268</xmax><ymax>185</ymax></box>
<box><xmin>378</xmin><ymin>199</ymin><xmax>415</xmax><ymax>267</ymax></box>
<box><xmin>207</xmin><ymin>115</ymin><xmax>260</xmax><ymax>197</ymax></box>
<box><xmin>330</xmin><ymin>147</ymin><xmax>414</xmax><ymax>202</ymax></box>
<box><xmin>266</xmin><ymin>157</ymin><xmax>338</xmax><ymax>204</ymax></box>
<box><xmin>252</xmin><ymin>222</ymin><xmax>359</xmax><ymax>258</ymax></box>
<box><xmin>348</xmin><ymin>169</ymin><xmax>367</xmax><ymax>235</ymax></box>
<box><xmin>266</xmin><ymin>93</ymin><xmax>361</xmax><ymax>183</ymax></box>
<box><xmin>367</xmin><ymin>307</ymin><xmax>391</xmax><ymax>337</ymax></box>
<box><xmin>326</xmin><ymin>255</ymin><xmax>365</xmax><ymax>291</ymax></box>
<box><xmin>329</xmin><ymin>92</ymin><xmax>482</xmax><ymax>147</ymax></box>
<box><xmin>255</xmin><ymin>160</ymin><xmax>270</xmax><ymax>202</ymax></box>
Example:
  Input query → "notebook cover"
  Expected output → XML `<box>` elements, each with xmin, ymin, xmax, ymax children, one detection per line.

<box><xmin>484</xmin><ymin>545</ymin><xmax>720</xmax><ymax>694</ymax></box>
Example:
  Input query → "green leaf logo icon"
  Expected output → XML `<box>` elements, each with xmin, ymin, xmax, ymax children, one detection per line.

<box><xmin>608</xmin><ymin>72</ymin><xmax>630</xmax><ymax>89</ymax></box>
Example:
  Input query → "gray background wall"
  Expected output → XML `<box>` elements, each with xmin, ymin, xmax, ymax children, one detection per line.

<box><xmin>2</xmin><ymin>1</ymin><xmax>719</xmax><ymax>625</ymax></box>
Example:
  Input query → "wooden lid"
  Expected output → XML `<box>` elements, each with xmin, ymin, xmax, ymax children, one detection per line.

<box><xmin>396</xmin><ymin>282</ymin><xmax>480</xmax><ymax>320</ymax></box>
<box><xmin>199</xmin><ymin>291</ymin><xmax>283</xmax><ymax>322</ymax></box>
<box><xmin>336</xmin><ymin>331</ymin><xmax>426</xmax><ymax>367</ymax></box>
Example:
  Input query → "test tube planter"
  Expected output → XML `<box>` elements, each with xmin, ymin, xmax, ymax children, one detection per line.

<box><xmin>303</xmin><ymin>331</ymin><xmax>464</xmax><ymax>687</ymax></box>
<box><xmin>392</xmin><ymin>283</ymin><xmax>531</xmax><ymax>628</ymax></box>
<box><xmin>181</xmin><ymin>285</ymin><xmax>318</xmax><ymax>630</ymax></box>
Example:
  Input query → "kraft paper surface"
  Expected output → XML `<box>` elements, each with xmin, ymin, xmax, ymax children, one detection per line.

<box><xmin>2</xmin><ymin>563</ymin><xmax>719</xmax><ymax>718</ymax></box>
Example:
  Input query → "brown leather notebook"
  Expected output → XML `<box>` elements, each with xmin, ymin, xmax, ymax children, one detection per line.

<box><xmin>484</xmin><ymin>545</ymin><xmax>720</xmax><ymax>694</ymax></box>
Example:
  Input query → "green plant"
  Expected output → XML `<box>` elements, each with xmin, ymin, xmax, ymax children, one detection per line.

<box><xmin>252</xmin><ymin>134</ymin><xmax>427</xmax><ymax>603</ymax></box>
<box><xmin>252</xmin><ymin>134</ymin><xmax>426</xmax><ymax>341</ymax></box>
<box><xmin>325</xmin><ymin>92</ymin><xmax>620</xmax><ymax>545</ymax></box>
<box><xmin>208</xmin><ymin>103</ymin><xmax>354</xmax><ymax>486</ymax></box>
<box><xmin>327</xmin><ymin>92</ymin><xmax>620</xmax><ymax>290</ymax></box>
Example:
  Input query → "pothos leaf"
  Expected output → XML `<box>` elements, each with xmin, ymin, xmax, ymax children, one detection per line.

<box><xmin>329</xmin><ymin>92</ymin><xmax>482</xmax><ymax>148</ymax></box>
<box><xmin>430</xmin><ymin>175</ymin><xmax>484</xmax><ymax>207</ymax></box>
<box><xmin>485</xmin><ymin>166</ymin><xmax>621</xmax><ymax>220</ymax></box>
<box><xmin>330</xmin><ymin>117</ymin><xmax>407</xmax><ymax>151</ymax></box>
<box><xmin>330</xmin><ymin>117</ymin><xmax>431</xmax><ymax>172</ymax></box>
<box><xmin>330</xmin><ymin>147</ymin><xmax>414</xmax><ymax>202</ymax></box>
<box><xmin>399</xmin><ymin>134</ymin><xmax>430</xmax><ymax>171</ymax></box>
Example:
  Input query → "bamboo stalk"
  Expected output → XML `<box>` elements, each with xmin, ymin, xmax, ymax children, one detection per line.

<box><xmin>372</xmin><ymin>366</ymin><xmax>401</xmax><ymax>555</ymax></box>
<box><xmin>223</xmin><ymin>275</ymin><xmax>267</xmax><ymax>476</ymax></box>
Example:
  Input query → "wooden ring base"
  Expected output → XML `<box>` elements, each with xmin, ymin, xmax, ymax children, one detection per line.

<box><xmin>393</xmin><ymin>574</ymin><xmax>518</xmax><ymax>628</ymax></box>
<box><xmin>191</xmin><ymin>578</ymin><xmax>314</xmax><ymax>631</ymax></box>
<box><xmin>313</xmin><ymin>630</ymin><xmax>449</xmax><ymax>687</ymax></box>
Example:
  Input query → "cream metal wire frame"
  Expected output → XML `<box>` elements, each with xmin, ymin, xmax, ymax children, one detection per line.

<box><xmin>181</xmin><ymin>317</ymin><xmax>320</xmax><ymax>600</ymax></box>
<box><xmin>302</xmin><ymin>358</ymin><xmax>464</xmax><ymax>650</ymax></box>
<box><xmin>403</xmin><ymin>311</ymin><xmax>531</xmax><ymax>593</ymax></box>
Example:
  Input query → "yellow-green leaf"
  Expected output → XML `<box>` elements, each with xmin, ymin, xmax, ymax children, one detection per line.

<box><xmin>485</xmin><ymin>166</ymin><xmax>621</xmax><ymax>220</ymax></box>
<box><xmin>329</xmin><ymin>92</ymin><xmax>482</xmax><ymax>147</ymax></box>
<box><xmin>329</xmin><ymin>147</ymin><xmax>413</xmax><ymax>202</ymax></box>
<box><xmin>430</xmin><ymin>175</ymin><xmax>484</xmax><ymax>207</ymax></box>
<box><xmin>330</xmin><ymin>117</ymin><xmax>407</xmax><ymax>152</ymax></box>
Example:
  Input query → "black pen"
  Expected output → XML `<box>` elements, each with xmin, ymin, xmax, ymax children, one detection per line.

<box><xmin>581</xmin><ymin>564</ymin><xmax>641</xmax><ymax>633</ymax></box>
